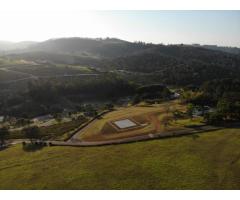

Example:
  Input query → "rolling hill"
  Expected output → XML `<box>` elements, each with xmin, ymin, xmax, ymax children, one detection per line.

<box><xmin>24</xmin><ymin>37</ymin><xmax>151</xmax><ymax>58</ymax></box>
<box><xmin>2</xmin><ymin>37</ymin><xmax>240</xmax><ymax>86</ymax></box>
<box><xmin>0</xmin><ymin>41</ymin><xmax>36</xmax><ymax>52</ymax></box>
<box><xmin>0</xmin><ymin>128</ymin><xmax>240</xmax><ymax>189</ymax></box>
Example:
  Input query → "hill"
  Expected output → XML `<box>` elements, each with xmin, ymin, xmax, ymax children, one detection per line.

<box><xmin>0</xmin><ymin>41</ymin><xmax>36</xmax><ymax>52</ymax></box>
<box><xmin>111</xmin><ymin>45</ymin><xmax>240</xmax><ymax>85</ymax></box>
<box><xmin>192</xmin><ymin>44</ymin><xmax>240</xmax><ymax>55</ymax></box>
<box><xmin>3</xmin><ymin>37</ymin><xmax>240</xmax><ymax>86</ymax></box>
<box><xmin>0</xmin><ymin>128</ymin><xmax>239</xmax><ymax>189</ymax></box>
<box><xmin>25</xmin><ymin>37</ymin><xmax>151</xmax><ymax>58</ymax></box>
<box><xmin>7</xmin><ymin>51</ymin><xmax>100</xmax><ymax>65</ymax></box>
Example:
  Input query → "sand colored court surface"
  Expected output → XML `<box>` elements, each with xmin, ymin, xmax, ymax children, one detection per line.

<box><xmin>78</xmin><ymin>100</ymin><xmax>188</xmax><ymax>141</ymax></box>
<box><xmin>113</xmin><ymin>119</ymin><xmax>138</xmax><ymax>129</ymax></box>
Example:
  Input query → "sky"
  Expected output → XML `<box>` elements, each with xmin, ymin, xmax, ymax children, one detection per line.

<box><xmin>0</xmin><ymin>10</ymin><xmax>239</xmax><ymax>47</ymax></box>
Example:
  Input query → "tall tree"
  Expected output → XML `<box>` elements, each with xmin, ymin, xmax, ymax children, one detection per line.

<box><xmin>0</xmin><ymin>127</ymin><xmax>9</xmax><ymax>147</ymax></box>
<box><xmin>22</xmin><ymin>126</ymin><xmax>40</xmax><ymax>143</ymax></box>
<box><xmin>187</xmin><ymin>103</ymin><xmax>194</xmax><ymax>119</ymax></box>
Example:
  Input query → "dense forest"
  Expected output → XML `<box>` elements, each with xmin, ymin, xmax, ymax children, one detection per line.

<box><xmin>0</xmin><ymin>74</ymin><xmax>137</xmax><ymax>118</ymax></box>
<box><xmin>112</xmin><ymin>45</ymin><xmax>240</xmax><ymax>85</ymax></box>
<box><xmin>0</xmin><ymin>37</ymin><xmax>240</xmax><ymax>119</ymax></box>
<box><xmin>4</xmin><ymin>38</ymin><xmax>240</xmax><ymax>86</ymax></box>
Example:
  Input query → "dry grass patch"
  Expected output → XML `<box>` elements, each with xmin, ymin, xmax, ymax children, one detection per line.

<box><xmin>78</xmin><ymin>100</ymin><xmax>188</xmax><ymax>141</ymax></box>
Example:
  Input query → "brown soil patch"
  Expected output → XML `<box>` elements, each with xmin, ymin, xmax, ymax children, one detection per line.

<box><xmin>101</xmin><ymin>122</ymin><xmax>118</xmax><ymax>135</ymax></box>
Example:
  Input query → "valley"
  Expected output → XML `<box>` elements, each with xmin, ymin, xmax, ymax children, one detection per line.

<box><xmin>0</xmin><ymin>37</ymin><xmax>240</xmax><ymax>190</ymax></box>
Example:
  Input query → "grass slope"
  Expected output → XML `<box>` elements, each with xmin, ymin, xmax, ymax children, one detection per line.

<box><xmin>10</xmin><ymin>64</ymin><xmax>94</xmax><ymax>76</ymax></box>
<box><xmin>0</xmin><ymin>128</ymin><xmax>240</xmax><ymax>189</ymax></box>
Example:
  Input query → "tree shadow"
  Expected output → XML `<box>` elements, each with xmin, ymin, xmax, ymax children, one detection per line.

<box><xmin>22</xmin><ymin>143</ymin><xmax>46</xmax><ymax>152</ymax></box>
<box><xmin>0</xmin><ymin>145</ymin><xmax>9</xmax><ymax>151</ymax></box>
<box><xmin>191</xmin><ymin>134</ymin><xmax>200</xmax><ymax>140</ymax></box>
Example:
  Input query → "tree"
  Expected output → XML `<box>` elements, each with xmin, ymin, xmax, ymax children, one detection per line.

<box><xmin>204</xmin><ymin>112</ymin><xmax>223</xmax><ymax>125</ymax></box>
<box><xmin>53</xmin><ymin>113</ymin><xmax>63</xmax><ymax>123</ymax></box>
<box><xmin>186</xmin><ymin>103</ymin><xmax>194</xmax><ymax>119</ymax></box>
<box><xmin>162</xmin><ymin>115</ymin><xmax>172</xmax><ymax>128</ymax></box>
<box><xmin>105</xmin><ymin>103</ymin><xmax>114</xmax><ymax>111</ymax></box>
<box><xmin>132</xmin><ymin>95</ymin><xmax>141</xmax><ymax>105</ymax></box>
<box><xmin>16</xmin><ymin>118</ymin><xmax>31</xmax><ymax>127</ymax></box>
<box><xmin>84</xmin><ymin>104</ymin><xmax>98</xmax><ymax>117</ymax></box>
<box><xmin>22</xmin><ymin>126</ymin><xmax>40</xmax><ymax>143</ymax></box>
<box><xmin>162</xmin><ymin>87</ymin><xmax>172</xmax><ymax>99</ymax></box>
<box><xmin>172</xmin><ymin>110</ymin><xmax>183</xmax><ymax>122</ymax></box>
<box><xmin>165</xmin><ymin>104</ymin><xmax>171</xmax><ymax>114</ymax></box>
<box><xmin>217</xmin><ymin>99</ymin><xmax>231</xmax><ymax>118</ymax></box>
<box><xmin>0</xmin><ymin>127</ymin><xmax>9</xmax><ymax>147</ymax></box>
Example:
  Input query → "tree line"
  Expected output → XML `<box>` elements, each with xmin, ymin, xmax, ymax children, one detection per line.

<box><xmin>182</xmin><ymin>78</ymin><xmax>240</xmax><ymax>124</ymax></box>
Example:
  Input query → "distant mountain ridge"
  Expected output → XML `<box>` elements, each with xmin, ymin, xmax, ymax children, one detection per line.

<box><xmin>192</xmin><ymin>44</ymin><xmax>240</xmax><ymax>55</ymax></box>
<box><xmin>26</xmin><ymin>37</ymin><xmax>152</xmax><ymax>58</ymax></box>
<box><xmin>0</xmin><ymin>41</ymin><xmax>36</xmax><ymax>51</ymax></box>
<box><xmin>1</xmin><ymin>37</ymin><xmax>240</xmax><ymax>56</ymax></box>
<box><xmin>1</xmin><ymin>37</ymin><xmax>240</xmax><ymax>86</ymax></box>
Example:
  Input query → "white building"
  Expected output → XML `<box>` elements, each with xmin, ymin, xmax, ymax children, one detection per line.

<box><xmin>171</xmin><ymin>92</ymin><xmax>180</xmax><ymax>99</ymax></box>
<box><xmin>33</xmin><ymin>114</ymin><xmax>53</xmax><ymax>123</ymax></box>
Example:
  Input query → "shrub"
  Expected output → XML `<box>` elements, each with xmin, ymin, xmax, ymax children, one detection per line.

<box><xmin>22</xmin><ymin>126</ymin><xmax>40</xmax><ymax>143</ymax></box>
<box><xmin>204</xmin><ymin>112</ymin><xmax>224</xmax><ymax>125</ymax></box>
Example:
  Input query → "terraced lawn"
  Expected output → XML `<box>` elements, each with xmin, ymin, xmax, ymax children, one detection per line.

<box><xmin>0</xmin><ymin>127</ymin><xmax>240</xmax><ymax>189</ymax></box>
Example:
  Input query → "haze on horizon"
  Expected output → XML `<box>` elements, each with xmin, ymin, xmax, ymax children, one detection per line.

<box><xmin>0</xmin><ymin>10</ymin><xmax>240</xmax><ymax>47</ymax></box>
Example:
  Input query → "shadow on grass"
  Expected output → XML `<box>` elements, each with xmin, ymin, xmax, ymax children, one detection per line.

<box><xmin>191</xmin><ymin>134</ymin><xmax>200</xmax><ymax>140</ymax></box>
<box><xmin>0</xmin><ymin>145</ymin><xmax>9</xmax><ymax>151</ymax></box>
<box><xmin>22</xmin><ymin>143</ymin><xmax>45</xmax><ymax>152</ymax></box>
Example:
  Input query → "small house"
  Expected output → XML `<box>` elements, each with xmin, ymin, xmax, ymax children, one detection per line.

<box><xmin>33</xmin><ymin>114</ymin><xmax>53</xmax><ymax>123</ymax></box>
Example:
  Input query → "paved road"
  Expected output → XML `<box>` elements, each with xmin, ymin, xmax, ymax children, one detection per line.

<box><xmin>6</xmin><ymin>125</ymin><xmax>221</xmax><ymax>147</ymax></box>
<box><xmin>0</xmin><ymin>64</ymin><xmax>100</xmax><ymax>84</ymax></box>
<box><xmin>5</xmin><ymin>113</ymin><xmax>224</xmax><ymax>149</ymax></box>
<box><xmin>0</xmin><ymin>67</ymin><xmax>38</xmax><ymax>83</ymax></box>
<box><xmin>68</xmin><ymin>118</ymin><xmax>99</xmax><ymax>142</ymax></box>
<box><xmin>50</xmin><ymin>125</ymin><xmax>221</xmax><ymax>147</ymax></box>
<box><xmin>1</xmin><ymin>68</ymin><xmax>99</xmax><ymax>84</ymax></box>
<box><xmin>6</xmin><ymin>139</ymin><xmax>27</xmax><ymax>145</ymax></box>
<box><xmin>7</xmin><ymin>121</ymin><xmax>240</xmax><ymax>147</ymax></box>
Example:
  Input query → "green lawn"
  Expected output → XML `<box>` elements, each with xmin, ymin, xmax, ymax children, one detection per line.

<box><xmin>0</xmin><ymin>128</ymin><xmax>240</xmax><ymax>189</ymax></box>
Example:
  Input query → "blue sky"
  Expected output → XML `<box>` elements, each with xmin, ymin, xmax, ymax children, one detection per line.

<box><xmin>95</xmin><ymin>11</ymin><xmax>240</xmax><ymax>47</ymax></box>
<box><xmin>0</xmin><ymin>10</ymin><xmax>239</xmax><ymax>47</ymax></box>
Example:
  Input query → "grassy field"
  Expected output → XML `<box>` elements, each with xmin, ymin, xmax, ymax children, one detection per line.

<box><xmin>0</xmin><ymin>128</ymin><xmax>240</xmax><ymax>189</ymax></box>
<box><xmin>67</xmin><ymin>65</ymin><xmax>94</xmax><ymax>72</ymax></box>
<box><xmin>9</xmin><ymin>64</ymin><xmax>94</xmax><ymax>76</ymax></box>
<box><xmin>0</xmin><ymin>58</ymin><xmax>21</xmax><ymax>66</ymax></box>
<box><xmin>79</xmin><ymin>100</ymin><xmax>188</xmax><ymax>141</ymax></box>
